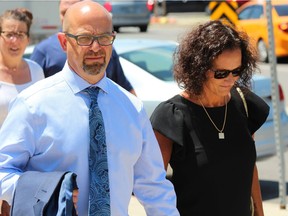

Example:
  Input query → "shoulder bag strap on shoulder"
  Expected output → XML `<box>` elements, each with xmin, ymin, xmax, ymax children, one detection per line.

<box><xmin>236</xmin><ymin>87</ymin><xmax>248</xmax><ymax>117</ymax></box>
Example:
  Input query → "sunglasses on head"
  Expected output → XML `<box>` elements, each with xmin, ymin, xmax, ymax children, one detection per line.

<box><xmin>210</xmin><ymin>66</ymin><xmax>242</xmax><ymax>79</ymax></box>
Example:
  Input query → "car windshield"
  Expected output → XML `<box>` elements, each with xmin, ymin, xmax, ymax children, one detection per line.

<box><xmin>274</xmin><ymin>5</ymin><xmax>288</xmax><ymax>16</ymax></box>
<box><xmin>119</xmin><ymin>45</ymin><xmax>177</xmax><ymax>81</ymax></box>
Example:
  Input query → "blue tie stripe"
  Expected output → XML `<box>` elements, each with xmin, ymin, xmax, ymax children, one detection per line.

<box><xmin>85</xmin><ymin>87</ymin><xmax>110</xmax><ymax>216</ymax></box>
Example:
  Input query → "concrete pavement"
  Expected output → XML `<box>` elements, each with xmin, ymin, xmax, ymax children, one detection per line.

<box><xmin>128</xmin><ymin>196</ymin><xmax>145</xmax><ymax>216</ymax></box>
<box><xmin>128</xmin><ymin>195</ymin><xmax>288</xmax><ymax>216</ymax></box>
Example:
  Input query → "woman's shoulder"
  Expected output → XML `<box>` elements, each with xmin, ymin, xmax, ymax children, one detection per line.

<box><xmin>233</xmin><ymin>87</ymin><xmax>269</xmax><ymax>110</ymax></box>
<box><xmin>154</xmin><ymin>95</ymin><xmax>185</xmax><ymax>113</ymax></box>
<box><xmin>150</xmin><ymin>95</ymin><xmax>187</xmax><ymax>145</ymax></box>
<box><xmin>25</xmin><ymin>58</ymin><xmax>42</xmax><ymax>70</ymax></box>
<box><xmin>232</xmin><ymin>86</ymin><xmax>263</xmax><ymax>103</ymax></box>
<box><xmin>231</xmin><ymin>86</ymin><xmax>269</xmax><ymax>122</ymax></box>
<box><xmin>24</xmin><ymin>58</ymin><xmax>45</xmax><ymax>81</ymax></box>
<box><xmin>150</xmin><ymin>94</ymin><xmax>188</xmax><ymax>125</ymax></box>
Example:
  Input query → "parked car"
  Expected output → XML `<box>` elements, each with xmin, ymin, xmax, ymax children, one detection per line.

<box><xmin>97</xmin><ymin>0</ymin><xmax>154</xmax><ymax>32</ymax></box>
<box><xmin>236</xmin><ymin>0</ymin><xmax>288</xmax><ymax>62</ymax></box>
<box><xmin>155</xmin><ymin>0</ymin><xmax>209</xmax><ymax>15</ymax></box>
<box><xmin>24</xmin><ymin>39</ymin><xmax>288</xmax><ymax>159</ymax></box>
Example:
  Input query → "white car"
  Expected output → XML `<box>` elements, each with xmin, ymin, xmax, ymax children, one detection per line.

<box><xmin>25</xmin><ymin>39</ymin><xmax>288</xmax><ymax>159</ymax></box>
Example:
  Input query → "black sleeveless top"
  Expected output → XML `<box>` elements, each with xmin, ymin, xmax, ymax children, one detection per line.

<box><xmin>150</xmin><ymin>87</ymin><xmax>269</xmax><ymax>216</ymax></box>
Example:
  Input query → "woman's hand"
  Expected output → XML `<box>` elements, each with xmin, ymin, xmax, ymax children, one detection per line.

<box><xmin>0</xmin><ymin>200</ymin><xmax>10</xmax><ymax>216</ymax></box>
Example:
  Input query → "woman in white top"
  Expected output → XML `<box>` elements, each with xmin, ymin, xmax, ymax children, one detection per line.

<box><xmin>0</xmin><ymin>8</ymin><xmax>44</xmax><ymax>215</ymax></box>
<box><xmin>0</xmin><ymin>8</ymin><xmax>44</xmax><ymax>128</ymax></box>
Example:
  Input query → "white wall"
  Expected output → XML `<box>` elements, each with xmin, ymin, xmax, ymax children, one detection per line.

<box><xmin>0</xmin><ymin>1</ymin><xmax>60</xmax><ymax>43</ymax></box>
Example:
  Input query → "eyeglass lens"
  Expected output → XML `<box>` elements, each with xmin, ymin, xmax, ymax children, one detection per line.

<box><xmin>78</xmin><ymin>35</ymin><xmax>114</xmax><ymax>46</ymax></box>
<box><xmin>1</xmin><ymin>31</ymin><xmax>27</xmax><ymax>40</ymax></box>
<box><xmin>66</xmin><ymin>32</ymin><xmax>115</xmax><ymax>46</ymax></box>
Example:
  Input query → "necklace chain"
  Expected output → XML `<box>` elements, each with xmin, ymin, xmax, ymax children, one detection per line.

<box><xmin>199</xmin><ymin>98</ymin><xmax>227</xmax><ymax>133</ymax></box>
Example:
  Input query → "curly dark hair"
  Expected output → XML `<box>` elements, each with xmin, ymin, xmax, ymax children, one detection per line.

<box><xmin>0</xmin><ymin>8</ymin><xmax>33</xmax><ymax>37</ymax></box>
<box><xmin>174</xmin><ymin>20</ymin><xmax>258</xmax><ymax>96</ymax></box>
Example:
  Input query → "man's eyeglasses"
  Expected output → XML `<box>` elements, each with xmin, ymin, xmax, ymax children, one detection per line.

<box><xmin>1</xmin><ymin>31</ymin><xmax>28</xmax><ymax>40</ymax></box>
<box><xmin>210</xmin><ymin>66</ymin><xmax>242</xmax><ymax>79</ymax></box>
<box><xmin>65</xmin><ymin>32</ymin><xmax>116</xmax><ymax>46</ymax></box>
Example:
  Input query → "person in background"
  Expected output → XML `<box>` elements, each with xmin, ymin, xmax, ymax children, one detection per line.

<box><xmin>150</xmin><ymin>20</ymin><xmax>268</xmax><ymax>216</ymax></box>
<box><xmin>30</xmin><ymin>0</ymin><xmax>136</xmax><ymax>96</ymax></box>
<box><xmin>0</xmin><ymin>1</ymin><xmax>179</xmax><ymax>215</ymax></box>
<box><xmin>0</xmin><ymin>8</ymin><xmax>44</xmax><ymax>215</ymax></box>
<box><xmin>0</xmin><ymin>8</ymin><xmax>44</xmax><ymax>127</ymax></box>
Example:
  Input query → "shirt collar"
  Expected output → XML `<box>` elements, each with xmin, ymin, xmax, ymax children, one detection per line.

<box><xmin>61</xmin><ymin>61</ymin><xmax>109</xmax><ymax>94</ymax></box>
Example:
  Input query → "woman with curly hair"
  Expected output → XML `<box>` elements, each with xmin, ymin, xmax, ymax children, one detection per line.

<box><xmin>150</xmin><ymin>20</ymin><xmax>268</xmax><ymax>216</ymax></box>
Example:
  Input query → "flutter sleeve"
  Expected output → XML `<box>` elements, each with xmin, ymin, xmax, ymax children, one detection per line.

<box><xmin>246</xmin><ymin>90</ymin><xmax>270</xmax><ymax>134</ymax></box>
<box><xmin>150</xmin><ymin>99</ymin><xmax>185</xmax><ymax>147</ymax></box>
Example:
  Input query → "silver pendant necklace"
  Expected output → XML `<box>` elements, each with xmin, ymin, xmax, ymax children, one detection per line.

<box><xmin>199</xmin><ymin>97</ymin><xmax>227</xmax><ymax>139</ymax></box>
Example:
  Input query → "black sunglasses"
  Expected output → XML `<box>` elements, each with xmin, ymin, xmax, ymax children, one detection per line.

<box><xmin>210</xmin><ymin>66</ymin><xmax>242</xmax><ymax>79</ymax></box>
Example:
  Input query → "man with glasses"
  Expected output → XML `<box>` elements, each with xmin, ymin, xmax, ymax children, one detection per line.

<box><xmin>0</xmin><ymin>1</ymin><xmax>179</xmax><ymax>215</ymax></box>
<box><xmin>30</xmin><ymin>0</ymin><xmax>136</xmax><ymax>96</ymax></box>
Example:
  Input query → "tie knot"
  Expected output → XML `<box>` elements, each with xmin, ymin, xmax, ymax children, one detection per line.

<box><xmin>84</xmin><ymin>87</ymin><xmax>100</xmax><ymax>103</ymax></box>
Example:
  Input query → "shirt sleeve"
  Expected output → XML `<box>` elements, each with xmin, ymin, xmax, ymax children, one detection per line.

<box><xmin>245</xmin><ymin>90</ymin><xmax>270</xmax><ymax>134</ymax></box>
<box><xmin>0</xmin><ymin>97</ymin><xmax>34</xmax><ymax>204</ymax></box>
<box><xmin>133</xmin><ymin>109</ymin><xmax>179</xmax><ymax>216</ymax></box>
<box><xmin>150</xmin><ymin>100</ymin><xmax>185</xmax><ymax>147</ymax></box>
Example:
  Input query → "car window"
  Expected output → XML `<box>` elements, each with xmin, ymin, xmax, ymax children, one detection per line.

<box><xmin>120</xmin><ymin>45</ymin><xmax>176</xmax><ymax>81</ymax></box>
<box><xmin>238</xmin><ymin>5</ymin><xmax>263</xmax><ymax>20</ymax></box>
<box><xmin>249</xmin><ymin>5</ymin><xmax>263</xmax><ymax>19</ymax></box>
<box><xmin>238</xmin><ymin>6</ymin><xmax>253</xmax><ymax>20</ymax></box>
<box><xmin>274</xmin><ymin>5</ymin><xmax>288</xmax><ymax>16</ymax></box>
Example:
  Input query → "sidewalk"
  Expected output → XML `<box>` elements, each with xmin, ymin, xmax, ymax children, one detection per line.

<box><xmin>128</xmin><ymin>195</ymin><xmax>288</xmax><ymax>216</ymax></box>
<box><xmin>263</xmin><ymin>200</ymin><xmax>288</xmax><ymax>216</ymax></box>
<box><xmin>128</xmin><ymin>196</ymin><xmax>145</xmax><ymax>216</ymax></box>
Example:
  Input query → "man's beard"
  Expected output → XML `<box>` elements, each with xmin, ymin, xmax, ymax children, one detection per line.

<box><xmin>82</xmin><ymin>61</ymin><xmax>106</xmax><ymax>76</ymax></box>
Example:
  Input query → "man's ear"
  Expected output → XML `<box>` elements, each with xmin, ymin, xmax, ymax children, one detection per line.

<box><xmin>58</xmin><ymin>32</ymin><xmax>67</xmax><ymax>51</ymax></box>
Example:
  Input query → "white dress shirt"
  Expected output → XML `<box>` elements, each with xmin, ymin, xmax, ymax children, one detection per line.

<box><xmin>0</xmin><ymin>63</ymin><xmax>179</xmax><ymax>216</ymax></box>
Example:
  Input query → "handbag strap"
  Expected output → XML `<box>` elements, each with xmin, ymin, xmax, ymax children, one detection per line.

<box><xmin>236</xmin><ymin>87</ymin><xmax>248</xmax><ymax>117</ymax></box>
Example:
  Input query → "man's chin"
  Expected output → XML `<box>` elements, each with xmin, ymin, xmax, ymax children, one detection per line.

<box><xmin>83</xmin><ymin>64</ymin><xmax>104</xmax><ymax>75</ymax></box>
